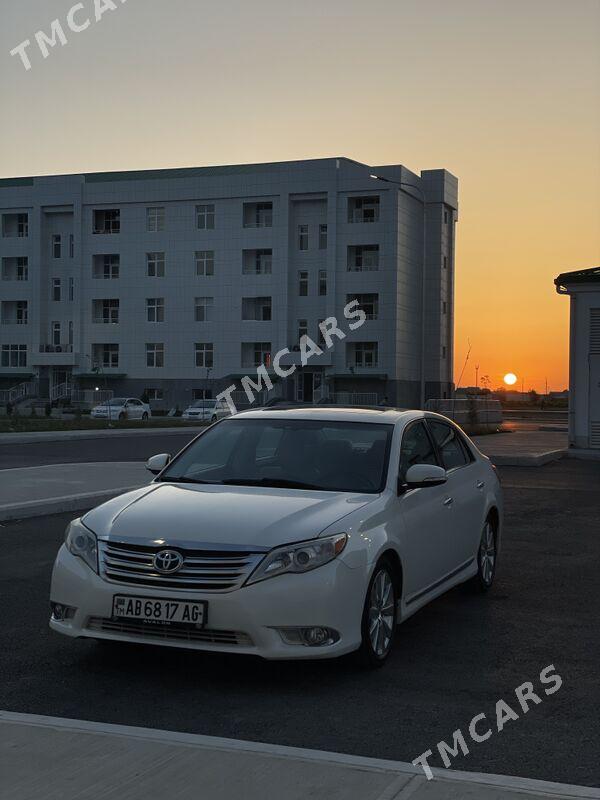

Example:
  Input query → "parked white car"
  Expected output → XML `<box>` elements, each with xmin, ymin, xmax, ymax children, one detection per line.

<box><xmin>181</xmin><ymin>398</ymin><xmax>231</xmax><ymax>422</ymax></box>
<box><xmin>50</xmin><ymin>407</ymin><xmax>503</xmax><ymax>667</ymax></box>
<box><xmin>90</xmin><ymin>397</ymin><xmax>151</xmax><ymax>421</ymax></box>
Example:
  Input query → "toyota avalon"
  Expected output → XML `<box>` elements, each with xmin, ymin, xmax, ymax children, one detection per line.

<box><xmin>49</xmin><ymin>407</ymin><xmax>503</xmax><ymax>667</ymax></box>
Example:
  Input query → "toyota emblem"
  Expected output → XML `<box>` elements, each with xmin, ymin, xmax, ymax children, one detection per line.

<box><xmin>153</xmin><ymin>549</ymin><xmax>184</xmax><ymax>574</ymax></box>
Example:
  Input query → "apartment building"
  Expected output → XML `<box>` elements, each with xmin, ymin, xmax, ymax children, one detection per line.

<box><xmin>0</xmin><ymin>157</ymin><xmax>457</xmax><ymax>409</ymax></box>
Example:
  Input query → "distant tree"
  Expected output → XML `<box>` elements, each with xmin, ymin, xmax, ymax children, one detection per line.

<box><xmin>528</xmin><ymin>390</ymin><xmax>539</xmax><ymax>405</ymax></box>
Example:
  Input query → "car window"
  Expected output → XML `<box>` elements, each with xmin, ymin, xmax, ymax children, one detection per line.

<box><xmin>399</xmin><ymin>422</ymin><xmax>438</xmax><ymax>481</ymax></box>
<box><xmin>428</xmin><ymin>421</ymin><xmax>469</xmax><ymax>470</ymax></box>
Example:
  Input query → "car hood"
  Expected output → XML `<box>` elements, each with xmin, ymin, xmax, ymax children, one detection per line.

<box><xmin>83</xmin><ymin>482</ymin><xmax>376</xmax><ymax>549</ymax></box>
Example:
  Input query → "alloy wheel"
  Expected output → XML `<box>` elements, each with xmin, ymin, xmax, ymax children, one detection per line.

<box><xmin>479</xmin><ymin>521</ymin><xmax>496</xmax><ymax>586</ymax></box>
<box><xmin>368</xmin><ymin>568</ymin><xmax>396</xmax><ymax>658</ymax></box>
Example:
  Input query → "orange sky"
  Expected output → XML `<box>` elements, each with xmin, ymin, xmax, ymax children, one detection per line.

<box><xmin>2</xmin><ymin>0</ymin><xmax>599</xmax><ymax>392</ymax></box>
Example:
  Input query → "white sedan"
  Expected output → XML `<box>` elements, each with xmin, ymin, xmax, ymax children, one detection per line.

<box><xmin>90</xmin><ymin>397</ymin><xmax>151</xmax><ymax>421</ymax></box>
<box><xmin>49</xmin><ymin>407</ymin><xmax>502</xmax><ymax>667</ymax></box>
<box><xmin>181</xmin><ymin>398</ymin><xmax>231</xmax><ymax>422</ymax></box>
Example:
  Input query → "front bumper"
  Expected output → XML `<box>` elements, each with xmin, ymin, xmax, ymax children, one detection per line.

<box><xmin>50</xmin><ymin>545</ymin><xmax>366</xmax><ymax>660</ymax></box>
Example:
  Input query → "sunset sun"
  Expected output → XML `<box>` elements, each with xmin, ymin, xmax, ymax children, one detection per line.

<box><xmin>503</xmin><ymin>373</ymin><xmax>518</xmax><ymax>386</ymax></box>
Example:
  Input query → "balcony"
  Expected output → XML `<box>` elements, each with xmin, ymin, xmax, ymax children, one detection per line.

<box><xmin>32</xmin><ymin>344</ymin><xmax>77</xmax><ymax>366</ymax></box>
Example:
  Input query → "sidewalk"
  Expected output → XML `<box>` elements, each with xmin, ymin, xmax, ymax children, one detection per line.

<box><xmin>1</xmin><ymin>713</ymin><xmax>596</xmax><ymax>800</ymax></box>
<box><xmin>472</xmin><ymin>431</ymin><xmax>568</xmax><ymax>466</ymax></box>
<box><xmin>0</xmin><ymin>462</ymin><xmax>149</xmax><ymax>521</ymax></box>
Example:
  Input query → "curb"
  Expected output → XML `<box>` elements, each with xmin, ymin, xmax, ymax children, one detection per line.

<box><xmin>0</xmin><ymin>712</ymin><xmax>596</xmax><ymax>799</ymax></box>
<box><xmin>0</xmin><ymin>485</ymin><xmax>142</xmax><ymax>523</ymax></box>
<box><xmin>489</xmin><ymin>449</ymin><xmax>567</xmax><ymax>467</ymax></box>
<box><xmin>0</xmin><ymin>426</ymin><xmax>205</xmax><ymax>445</ymax></box>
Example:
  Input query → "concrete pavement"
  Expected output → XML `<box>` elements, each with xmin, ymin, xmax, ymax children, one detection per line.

<box><xmin>472</xmin><ymin>430</ymin><xmax>568</xmax><ymax>466</ymax></box>
<box><xmin>1</xmin><ymin>713</ymin><xmax>596</xmax><ymax>800</ymax></box>
<box><xmin>0</xmin><ymin>462</ymin><xmax>149</xmax><ymax>521</ymax></box>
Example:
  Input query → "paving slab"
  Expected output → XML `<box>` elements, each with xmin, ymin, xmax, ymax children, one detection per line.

<box><xmin>0</xmin><ymin>714</ymin><xmax>596</xmax><ymax>800</ymax></box>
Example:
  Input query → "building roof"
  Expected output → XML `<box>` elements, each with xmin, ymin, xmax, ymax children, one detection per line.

<box><xmin>555</xmin><ymin>267</ymin><xmax>600</xmax><ymax>290</ymax></box>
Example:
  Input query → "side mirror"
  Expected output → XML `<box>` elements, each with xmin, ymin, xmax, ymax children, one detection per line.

<box><xmin>146</xmin><ymin>453</ymin><xmax>171</xmax><ymax>475</ymax></box>
<box><xmin>403</xmin><ymin>464</ymin><xmax>447</xmax><ymax>491</ymax></box>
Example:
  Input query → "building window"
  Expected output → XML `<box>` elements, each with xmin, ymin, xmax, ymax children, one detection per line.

<box><xmin>93</xmin><ymin>299</ymin><xmax>120</xmax><ymax>324</ymax></box>
<box><xmin>1</xmin><ymin>257</ymin><xmax>29</xmax><ymax>281</ymax></box>
<box><xmin>18</xmin><ymin>257</ymin><xmax>28</xmax><ymax>281</ymax></box>
<box><xmin>94</xmin><ymin>209</ymin><xmax>120</xmax><ymax>234</ymax></box>
<box><xmin>146</xmin><ymin>343</ymin><xmax>164</xmax><ymax>368</ymax></box>
<box><xmin>16</xmin><ymin>301</ymin><xmax>28</xmax><ymax>325</ymax></box>
<box><xmin>195</xmin><ymin>250</ymin><xmax>215</xmax><ymax>276</ymax></box>
<box><xmin>348</xmin><ymin>196</ymin><xmax>380</xmax><ymax>224</ymax></box>
<box><xmin>242</xmin><ymin>296</ymin><xmax>272</xmax><ymax>321</ymax></box>
<box><xmin>346</xmin><ymin>293</ymin><xmax>378</xmax><ymax>320</ymax></box>
<box><xmin>1</xmin><ymin>214</ymin><xmax>29</xmax><ymax>238</ymax></box>
<box><xmin>52</xmin><ymin>234</ymin><xmax>62</xmax><ymax>259</ymax></box>
<box><xmin>253</xmin><ymin>342</ymin><xmax>271</xmax><ymax>367</ymax></box>
<box><xmin>193</xmin><ymin>389</ymin><xmax>212</xmax><ymax>401</ymax></box>
<box><xmin>145</xmin><ymin>388</ymin><xmax>164</xmax><ymax>401</ymax></box>
<box><xmin>444</xmin><ymin>209</ymin><xmax>450</xmax><ymax>224</ymax></box>
<box><xmin>146</xmin><ymin>297</ymin><xmax>165</xmax><ymax>323</ymax></box>
<box><xmin>195</xmin><ymin>297</ymin><xmax>214</xmax><ymax>322</ymax></box>
<box><xmin>1</xmin><ymin>344</ymin><xmax>27</xmax><ymax>367</ymax></box>
<box><xmin>319</xmin><ymin>224</ymin><xmax>328</xmax><ymax>250</ymax></box>
<box><xmin>195</xmin><ymin>342</ymin><xmax>214</xmax><ymax>368</ymax></box>
<box><xmin>243</xmin><ymin>202</ymin><xmax>273</xmax><ymax>228</ymax></box>
<box><xmin>442</xmin><ymin>301</ymin><xmax>447</xmax><ymax>315</ymax></box>
<box><xmin>52</xmin><ymin>321</ymin><xmax>61</xmax><ymax>346</ymax></box>
<box><xmin>442</xmin><ymin>346</ymin><xmax>447</xmax><ymax>359</ymax></box>
<box><xmin>317</xmin><ymin>320</ymin><xmax>326</xmax><ymax>348</ymax></box>
<box><xmin>348</xmin><ymin>245</ymin><xmax>379</xmax><ymax>271</ymax></box>
<box><xmin>443</xmin><ymin>255</ymin><xmax>448</xmax><ymax>270</ymax></box>
<box><xmin>298</xmin><ymin>271</ymin><xmax>308</xmax><ymax>296</ymax></box>
<box><xmin>147</xmin><ymin>206</ymin><xmax>165</xmax><ymax>232</ymax></box>
<box><xmin>196</xmin><ymin>204</ymin><xmax>215</xmax><ymax>230</ymax></box>
<box><xmin>93</xmin><ymin>254</ymin><xmax>120</xmax><ymax>279</ymax></box>
<box><xmin>93</xmin><ymin>343</ymin><xmax>119</xmax><ymax>369</ymax></box>
<box><xmin>147</xmin><ymin>252</ymin><xmax>165</xmax><ymax>277</ymax></box>
<box><xmin>69</xmin><ymin>277</ymin><xmax>74</xmax><ymax>301</ymax></box>
<box><xmin>349</xmin><ymin>342</ymin><xmax>378</xmax><ymax>368</ymax></box>
<box><xmin>52</xmin><ymin>278</ymin><xmax>61</xmax><ymax>301</ymax></box>
<box><xmin>243</xmin><ymin>249</ymin><xmax>272</xmax><ymax>275</ymax></box>
<box><xmin>298</xmin><ymin>319</ymin><xmax>308</xmax><ymax>342</ymax></box>
<box><xmin>69</xmin><ymin>234</ymin><xmax>74</xmax><ymax>258</ymax></box>
<box><xmin>318</xmin><ymin>270</ymin><xmax>327</xmax><ymax>296</ymax></box>
<box><xmin>68</xmin><ymin>321</ymin><xmax>73</xmax><ymax>346</ymax></box>
<box><xmin>298</xmin><ymin>225</ymin><xmax>309</xmax><ymax>251</ymax></box>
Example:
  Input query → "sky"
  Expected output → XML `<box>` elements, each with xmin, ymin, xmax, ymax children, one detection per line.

<box><xmin>1</xmin><ymin>0</ymin><xmax>599</xmax><ymax>392</ymax></box>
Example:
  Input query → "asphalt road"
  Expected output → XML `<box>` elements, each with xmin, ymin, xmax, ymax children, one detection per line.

<box><xmin>0</xmin><ymin>431</ymin><xmax>197</xmax><ymax>469</ymax></box>
<box><xmin>0</xmin><ymin>459</ymin><xmax>598</xmax><ymax>787</ymax></box>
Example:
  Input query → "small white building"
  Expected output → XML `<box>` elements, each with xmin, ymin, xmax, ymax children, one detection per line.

<box><xmin>555</xmin><ymin>267</ymin><xmax>600</xmax><ymax>453</ymax></box>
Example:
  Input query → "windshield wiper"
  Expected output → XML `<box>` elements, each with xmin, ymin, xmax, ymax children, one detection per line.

<box><xmin>220</xmin><ymin>478</ymin><xmax>324</xmax><ymax>491</ymax></box>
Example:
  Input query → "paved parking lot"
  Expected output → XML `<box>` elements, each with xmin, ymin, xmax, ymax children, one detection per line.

<box><xmin>0</xmin><ymin>459</ymin><xmax>598</xmax><ymax>788</ymax></box>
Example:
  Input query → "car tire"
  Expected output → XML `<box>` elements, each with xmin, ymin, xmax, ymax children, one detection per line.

<box><xmin>468</xmin><ymin>517</ymin><xmax>498</xmax><ymax>593</ymax></box>
<box><xmin>118</xmin><ymin>412</ymin><xmax>126</xmax><ymax>421</ymax></box>
<box><xmin>357</xmin><ymin>558</ymin><xmax>398</xmax><ymax>668</ymax></box>
<box><xmin>142</xmin><ymin>412</ymin><xmax>148</xmax><ymax>421</ymax></box>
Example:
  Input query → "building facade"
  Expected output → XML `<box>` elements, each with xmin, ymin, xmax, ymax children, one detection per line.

<box><xmin>0</xmin><ymin>157</ymin><xmax>457</xmax><ymax>410</ymax></box>
<box><xmin>555</xmin><ymin>267</ymin><xmax>600</xmax><ymax>452</ymax></box>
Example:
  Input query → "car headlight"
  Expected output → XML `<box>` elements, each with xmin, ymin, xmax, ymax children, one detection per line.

<box><xmin>245</xmin><ymin>533</ymin><xmax>347</xmax><ymax>586</ymax></box>
<box><xmin>65</xmin><ymin>519</ymin><xmax>98</xmax><ymax>573</ymax></box>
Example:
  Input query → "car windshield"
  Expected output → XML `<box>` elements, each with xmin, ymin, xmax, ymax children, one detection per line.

<box><xmin>106</xmin><ymin>398</ymin><xmax>127</xmax><ymax>406</ymax></box>
<box><xmin>159</xmin><ymin>418</ymin><xmax>393</xmax><ymax>493</ymax></box>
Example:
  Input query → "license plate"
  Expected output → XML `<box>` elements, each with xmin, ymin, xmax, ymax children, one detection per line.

<box><xmin>112</xmin><ymin>595</ymin><xmax>207</xmax><ymax>626</ymax></box>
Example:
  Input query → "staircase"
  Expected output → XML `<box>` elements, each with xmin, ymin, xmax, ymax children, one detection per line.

<box><xmin>49</xmin><ymin>382</ymin><xmax>72</xmax><ymax>403</ymax></box>
<box><xmin>0</xmin><ymin>380</ymin><xmax>39</xmax><ymax>406</ymax></box>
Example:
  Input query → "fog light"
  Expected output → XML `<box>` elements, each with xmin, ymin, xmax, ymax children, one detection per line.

<box><xmin>274</xmin><ymin>626</ymin><xmax>340</xmax><ymax>647</ymax></box>
<box><xmin>51</xmin><ymin>603</ymin><xmax>76</xmax><ymax>621</ymax></box>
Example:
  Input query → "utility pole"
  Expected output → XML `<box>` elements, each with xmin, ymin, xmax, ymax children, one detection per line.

<box><xmin>475</xmin><ymin>364</ymin><xmax>480</xmax><ymax>390</ymax></box>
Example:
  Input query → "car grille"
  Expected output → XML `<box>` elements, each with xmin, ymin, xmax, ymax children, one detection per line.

<box><xmin>86</xmin><ymin>617</ymin><xmax>253</xmax><ymax>646</ymax></box>
<box><xmin>98</xmin><ymin>540</ymin><xmax>264</xmax><ymax>593</ymax></box>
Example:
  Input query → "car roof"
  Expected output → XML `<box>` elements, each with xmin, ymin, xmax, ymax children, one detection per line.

<box><xmin>231</xmin><ymin>406</ymin><xmax>422</xmax><ymax>425</ymax></box>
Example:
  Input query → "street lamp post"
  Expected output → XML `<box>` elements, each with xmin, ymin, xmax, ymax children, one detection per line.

<box><xmin>370</xmin><ymin>173</ymin><xmax>428</xmax><ymax>409</ymax></box>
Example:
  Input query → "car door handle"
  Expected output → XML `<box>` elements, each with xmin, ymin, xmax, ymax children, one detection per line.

<box><xmin>476</xmin><ymin>481</ymin><xmax>485</xmax><ymax>490</ymax></box>
<box><xmin>443</xmin><ymin>496</ymin><xmax>454</xmax><ymax>507</ymax></box>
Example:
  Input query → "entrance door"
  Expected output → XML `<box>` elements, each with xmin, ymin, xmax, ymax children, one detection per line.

<box><xmin>303</xmin><ymin>372</ymin><xmax>314</xmax><ymax>403</ymax></box>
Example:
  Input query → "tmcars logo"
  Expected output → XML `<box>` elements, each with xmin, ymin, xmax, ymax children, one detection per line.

<box><xmin>412</xmin><ymin>664</ymin><xmax>563</xmax><ymax>780</ymax></box>
<box><xmin>10</xmin><ymin>1</ymin><xmax>129</xmax><ymax>72</ymax></box>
